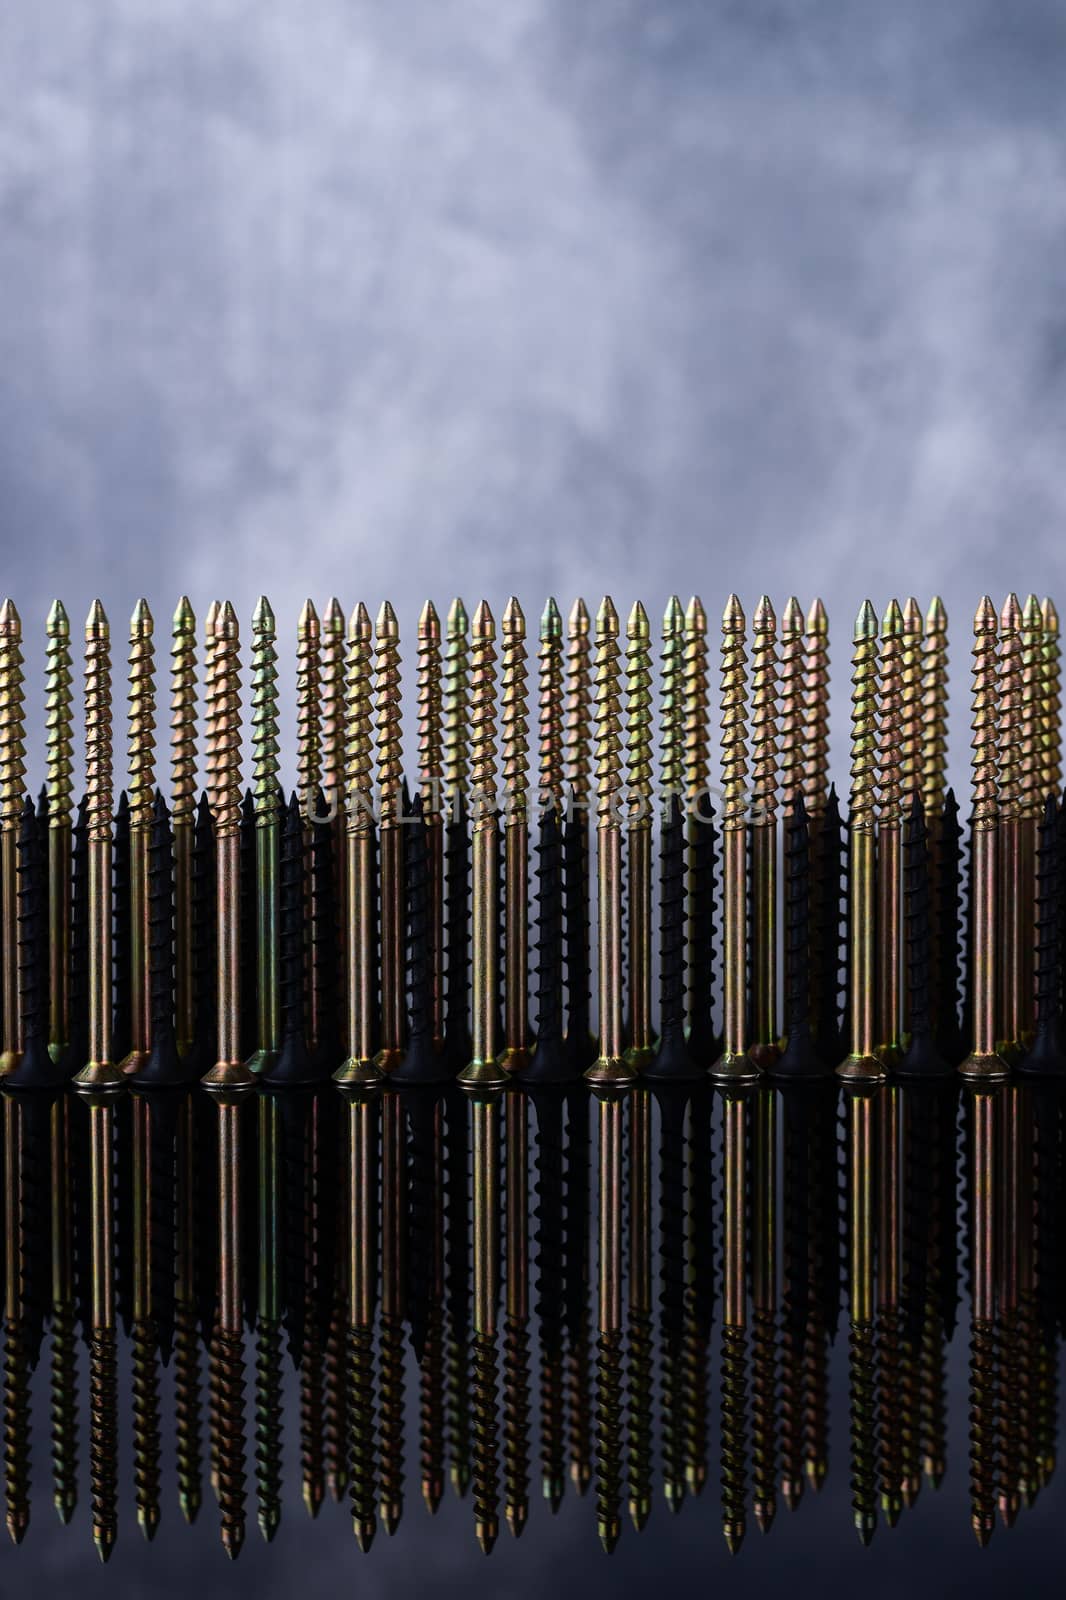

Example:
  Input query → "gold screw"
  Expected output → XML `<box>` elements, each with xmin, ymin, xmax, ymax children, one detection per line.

<box><xmin>248</xmin><ymin>596</ymin><xmax>280</xmax><ymax>1071</ymax></box>
<box><xmin>45</xmin><ymin>599</ymin><xmax>74</xmax><ymax>1061</ymax></box>
<box><xmin>661</xmin><ymin>596</ymin><xmax>685</xmax><ymax>802</ymax></box>
<box><xmin>921</xmin><ymin>598</ymin><xmax>948</xmax><ymax>819</ymax></box>
<box><xmin>122</xmin><ymin>598</ymin><xmax>156</xmax><ymax>1074</ymax></box>
<box><xmin>320</xmin><ymin>597</ymin><xmax>345</xmax><ymax>814</ymax></box>
<box><xmin>779</xmin><ymin>598</ymin><xmax>804</xmax><ymax>815</ymax></box>
<box><xmin>749</xmin><ymin>596</ymin><xmax>779</xmax><ymax>1067</ymax></box>
<box><xmin>171</xmin><ymin>597</ymin><xmax>197</xmax><ymax>1056</ymax></box>
<box><xmin>1019</xmin><ymin>595</ymin><xmax>1043</xmax><ymax>1049</ymax></box>
<box><xmin>418</xmin><ymin>600</ymin><xmax>445</xmax><ymax>1047</ymax></box>
<box><xmin>585</xmin><ymin>597</ymin><xmax>635</xmax><ymax>1087</ymax></box>
<box><xmin>566</xmin><ymin>598</ymin><xmax>592</xmax><ymax>811</ymax></box>
<box><xmin>76</xmin><ymin>601</ymin><xmax>124</xmax><ymax>1091</ymax></box>
<box><xmin>837</xmin><ymin>601</ymin><xmax>884</xmax><ymax>1082</ymax></box>
<box><xmin>202</xmin><ymin>602</ymin><xmax>253</xmax><ymax>1091</ymax></box>
<box><xmin>960</xmin><ymin>599</ymin><xmax>1007</xmax><ymax>1080</ymax></box>
<box><xmin>901</xmin><ymin>598</ymin><xmax>923</xmax><ymax>800</ymax></box>
<box><xmin>459</xmin><ymin>601</ymin><xmax>508</xmax><ymax>1090</ymax></box>
<box><xmin>712</xmin><ymin>595</ymin><xmax>757</xmax><ymax>1082</ymax></box>
<box><xmin>335</xmin><ymin>603</ymin><xmax>379</xmax><ymax>1086</ymax></box>
<box><xmin>500</xmin><ymin>597</ymin><xmax>530</xmax><ymax>1072</ymax></box>
<box><xmin>0</xmin><ymin>599</ymin><xmax>25</xmax><ymax>1073</ymax></box>
<box><xmin>538</xmin><ymin>598</ymin><xmax>565</xmax><ymax>813</ymax></box>
<box><xmin>444</xmin><ymin>598</ymin><xmax>470</xmax><ymax>809</ymax></box>
<box><xmin>997</xmin><ymin>594</ymin><xmax>1024</xmax><ymax>1062</ymax></box>
<box><xmin>1039</xmin><ymin>598</ymin><xmax>1060</xmax><ymax>797</ymax></box>
<box><xmin>875</xmin><ymin>599</ymin><xmax>904</xmax><ymax>1068</ymax></box>
<box><xmin>802</xmin><ymin>598</ymin><xmax>829</xmax><ymax>818</ymax></box>
<box><xmin>625</xmin><ymin>600</ymin><xmax>653</xmax><ymax>1068</ymax></box>
<box><xmin>374</xmin><ymin>601</ymin><xmax>405</xmax><ymax>1072</ymax></box>
<box><xmin>297</xmin><ymin>598</ymin><xmax>321</xmax><ymax>821</ymax></box>
<box><xmin>683</xmin><ymin>595</ymin><xmax>709</xmax><ymax>810</ymax></box>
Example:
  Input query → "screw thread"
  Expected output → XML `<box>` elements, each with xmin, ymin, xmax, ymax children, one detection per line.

<box><xmin>470</xmin><ymin>1330</ymin><xmax>500</xmax><ymax>1551</ymax></box>
<box><xmin>376</xmin><ymin>605</ymin><xmax>403</xmax><ymax>827</ymax></box>
<box><xmin>251</xmin><ymin>600</ymin><xmax>279</xmax><ymax>821</ymax></box>
<box><xmin>206</xmin><ymin>607</ymin><xmax>241</xmax><ymax>838</ymax></box>
<box><xmin>779</xmin><ymin>599</ymin><xmax>804</xmax><ymax>813</ymax></box>
<box><xmin>128</xmin><ymin>602</ymin><xmax>156</xmax><ymax>832</ymax></box>
<box><xmin>502</xmin><ymin>1313</ymin><xmax>530</xmax><ymax>1535</ymax></box>
<box><xmin>469</xmin><ymin>604</ymin><xmax>496</xmax><ymax>826</ymax></box>
<box><xmin>418</xmin><ymin>602</ymin><xmax>443</xmax><ymax>815</ymax></box>
<box><xmin>720</xmin><ymin>598</ymin><xmax>748</xmax><ymax>830</ymax></box>
<box><xmin>594</xmin><ymin>1330</ymin><xmax>624</xmax><ymax>1552</ymax></box>
<box><xmin>0</xmin><ymin>601</ymin><xmax>25</xmax><ymax>833</ymax></box>
<box><xmin>594</xmin><ymin>600</ymin><xmax>622</xmax><ymax>824</ymax></box>
<box><xmin>849</xmin><ymin>604</ymin><xmax>879</xmax><ymax>831</ymax></box>
<box><xmin>901</xmin><ymin>598</ymin><xmax>923</xmax><ymax>801</ymax></box>
<box><xmin>377</xmin><ymin>1312</ymin><xmax>406</xmax><ymax>1530</ymax></box>
<box><xmin>444</xmin><ymin>599</ymin><xmax>470</xmax><ymax>799</ymax></box>
<box><xmin>320</xmin><ymin>598</ymin><xmax>345</xmax><ymax>809</ymax></box>
<box><xmin>532</xmin><ymin>1094</ymin><xmax>566</xmax><ymax>1502</ymax></box>
<box><xmin>209</xmin><ymin>1328</ymin><xmax>247</xmax><ymax>1558</ymax></box>
<box><xmin>720</xmin><ymin>1323</ymin><xmax>749</xmax><ymax>1553</ymax></box>
<box><xmin>170</xmin><ymin>598</ymin><xmax>197</xmax><ymax>824</ymax></box>
<box><xmin>848</xmin><ymin>1320</ymin><xmax>878</xmax><ymax>1544</ymax></box>
<box><xmin>565</xmin><ymin>600</ymin><xmax>591</xmax><ymax>808</ymax></box>
<box><xmin>1040</xmin><ymin>598</ymin><xmax>1061</xmax><ymax>796</ymax></box>
<box><xmin>998</xmin><ymin>597</ymin><xmax>1022</xmax><ymax>821</ymax></box>
<box><xmin>49</xmin><ymin>1299</ymin><xmax>78</xmax><ymax>1525</ymax></box>
<box><xmin>88</xmin><ymin>1328</ymin><xmax>119</xmax><ymax>1561</ymax></box>
<box><xmin>683</xmin><ymin>596</ymin><xmax>709</xmax><ymax>805</ymax></box>
<box><xmin>661</xmin><ymin>597</ymin><xmax>684</xmax><ymax>800</ymax></box>
<box><xmin>878</xmin><ymin>601</ymin><xmax>904</xmax><ymax>826</ymax></box>
<box><xmin>17</xmin><ymin>799</ymin><xmax>46</xmax><ymax>1048</ymax></box>
<box><xmin>626</xmin><ymin>1306</ymin><xmax>653</xmax><ymax>1526</ymax></box>
<box><xmin>131</xmin><ymin>1318</ymin><xmax>162</xmax><ymax>1538</ymax></box>
<box><xmin>802</xmin><ymin>599</ymin><xmax>829</xmax><ymax>816</ymax></box>
<box><xmin>45</xmin><ymin>601</ymin><xmax>73</xmax><ymax>829</ymax></box>
<box><xmin>299</xmin><ymin>1330</ymin><xmax>326</xmax><ymax>1518</ymax></box>
<box><xmin>174</xmin><ymin>1297</ymin><xmax>203</xmax><ymax>1524</ymax></box>
<box><xmin>1020</xmin><ymin>596</ymin><xmax>1043</xmax><ymax>822</ymax></box>
<box><xmin>502</xmin><ymin>599</ymin><xmax>528</xmax><ymax>820</ymax></box>
<box><xmin>539</xmin><ymin>600</ymin><xmax>565</xmax><ymax>810</ymax></box>
<box><xmin>347</xmin><ymin>1325</ymin><xmax>377</xmax><ymax>1547</ymax></box>
<box><xmin>254</xmin><ymin>1314</ymin><xmax>283</xmax><ymax>1541</ymax></box>
<box><xmin>876</xmin><ymin>1306</ymin><xmax>904</xmax><ymax>1522</ymax></box>
<box><xmin>626</xmin><ymin>602</ymin><xmax>652</xmax><ymax>817</ymax></box>
<box><xmin>297</xmin><ymin>600</ymin><xmax>321</xmax><ymax>816</ymax></box>
<box><xmin>751</xmin><ymin>1303</ymin><xmax>777</xmax><ymax>1529</ymax></box>
<box><xmin>969</xmin><ymin>1321</ymin><xmax>997</xmax><ymax>1544</ymax></box>
<box><xmin>419</xmin><ymin>1305</ymin><xmax>445</xmax><ymax>1515</ymax></box>
<box><xmin>344</xmin><ymin>604</ymin><xmax>374</xmax><ymax>834</ymax></box>
<box><xmin>3</xmin><ymin>1317</ymin><xmax>31</xmax><ymax>1545</ymax></box>
<box><xmin>751</xmin><ymin>597</ymin><xmax>778</xmax><ymax>825</ymax></box>
<box><xmin>921</xmin><ymin>599</ymin><xmax>948</xmax><ymax>817</ymax></box>
<box><xmin>85</xmin><ymin>617</ymin><xmax>112</xmax><ymax>845</ymax></box>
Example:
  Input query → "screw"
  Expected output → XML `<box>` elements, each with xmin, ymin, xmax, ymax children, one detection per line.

<box><xmin>170</xmin><ymin>596</ymin><xmax>197</xmax><ymax>1058</ymax></box>
<box><xmin>500</xmin><ymin>597</ymin><xmax>531</xmax><ymax>1074</ymax></box>
<box><xmin>459</xmin><ymin>602</ymin><xmax>508</xmax><ymax>1091</ymax></box>
<box><xmin>920</xmin><ymin>597</ymin><xmax>948</xmax><ymax>819</ymax></box>
<box><xmin>720</xmin><ymin>1088</ymin><xmax>751</xmax><ymax>1553</ymax></box>
<box><xmin>0</xmin><ymin>599</ymin><xmax>25</xmax><ymax>1076</ymax></box>
<box><xmin>1018</xmin><ymin>795</ymin><xmax>1066</xmax><ymax>1073</ymax></box>
<box><xmin>247</xmin><ymin>596</ymin><xmax>280</xmax><ymax>1073</ymax></box>
<box><xmin>623</xmin><ymin>600</ymin><xmax>653</xmax><ymax>1070</ymax></box>
<box><xmin>713</xmin><ymin>596</ymin><xmax>757</xmax><ymax>1082</ymax></box>
<box><xmin>967</xmin><ymin>1086</ymin><xmax>1000</xmax><ymax>1544</ymax></box>
<box><xmin>684</xmin><ymin>596</ymin><xmax>716</xmax><ymax>1060</ymax></box>
<box><xmin>996</xmin><ymin>593</ymin><xmax>1025</xmax><ymax>1063</ymax></box>
<box><xmin>845</xmin><ymin>1083</ymin><xmax>878</xmax><ymax>1544</ymax></box>
<box><xmin>1040</xmin><ymin>598</ymin><xmax>1061</xmax><ymax>797</ymax></box>
<box><xmin>627</xmin><ymin>1087</ymin><xmax>652</xmax><ymax>1529</ymax></box>
<box><xmin>374</xmin><ymin>601</ymin><xmax>406</xmax><ymax>1073</ymax></box>
<box><xmin>503</xmin><ymin>1087</ymin><xmax>531</xmax><ymax>1535</ymax></box>
<box><xmin>49</xmin><ymin>1092</ymin><xmax>78</xmax><ymax>1525</ymax></box>
<box><xmin>592</xmin><ymin>1085</ymin><xmax>626</xmax><ymax>1552</ymax></box>
<box><xmin>417</xmin><ymin>600</ymin><xmax>445</xmax><ymax>1049</ymax></box>
<box><xmin>585</xmin><ymin>598</ymin><xmax>635</xmax><ymax>1089</ymax></box>
<box><xmin>565</xmin><ymin>599</ymin><xmax>595</xmax><ymax>1071</ymax></box>
<box><xmin>749</xmin><ymin>596</ymin><xmax>779</xmax><ymax>1068</ymax></box>
<box><xmin>876</xmin><ymin>599</ymin><xmax>904</xmax><ymax>1069</ymax></box>
<box><xmin>751</xmin><ymin>1087</ymin><xmax>777</xmax><ymax>1531</ymax></box>
<box><xmin>340</xmin><ymin>1081</ymin><xmax>379</xmax><ymax>1549</ymax></box>
<box><xmin>1019</xmin><ymin>595</ymin><xmax>1043</xmax><ymax>1048</ymax></box>
<box><xmin>837</xmin><ymin>602</ymin><xmax>884</xmax><ymax>1082</ymax></box>
<box><xmin>119</xmin><ymin>599</ymin><xmax>156</xmax><ymax>1076</ymax></box>
<box><xmin>45</xmin><ymin>600</ymin><xmax>73</xmax><ymax>1063</ymax></box>
<box><xmin>333</xmin><ymin>602</ymin><xmax>380</xmax><ymax>1086</ymax></box>
<box><xmin>960</xmin><ymin>600</ymin><xmax>1008</xmax><ymax>1080</ymax></box>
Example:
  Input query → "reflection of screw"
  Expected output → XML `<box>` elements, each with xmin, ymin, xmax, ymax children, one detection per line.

<box><xmin>503</xmin><ymin>1089</ymin><xmax>531</xmax><ymax>1535</ymax></box>
<box><xmin>713</xmin><ymin>597</ymin><xmax>756</xmax><ymax>1083</ymax></box>
<box><xmin>469</xmin><ymin>1091</ymin><xmax>503</xmax><ymax>1553</ymax></box>
<box><xmin>592</xmin><ymin>1088</ymin><xmax>626</xmax><ymax>1552</ymax></box>
<box><xmin>720</xmin><ymin>1089</ymin><xmax>750</xmax><ymax>1553</ymax></box>
<box><xmin>627</xmin><ymin>1088</ymin><xmax>652</xmax><ymax>1530</ymax></box>
<box><xmin>846</xmin><ymin>1085</ymin><xmax>878</xmax><ymax>1545</ymax></box>
<box><xmin>838</xmin><ymin>603</ymin><xmax>884</xmax><ymax>1083</ymax></box>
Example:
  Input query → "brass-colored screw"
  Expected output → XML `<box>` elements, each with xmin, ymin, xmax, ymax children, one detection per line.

<box><xmin>538</xmin><ymin>598</ymin><xmax>565</xmax><ymax>814</ymax></box>
<box><xmin>997</xmin><ymin>594</ymin><xmax>1024</xmax><ymax>1062</ymax></box>
<box><xmin>1040</xmin><ymin>598</ymin><xmax>1061</xmax><ymax>797</ymax></box>
<box><xmin>624</xmin><ymin>599</ymin><xmax>653</xmax><ymax>1068</ymax></box>
<box><xmin>1019</xmin><ymin>594</ymin><xmax>1042</xmax><ymax>1048</ymax></box>
<box><xmin>875</xmin><ymin>599</ymin><xmax>904</xmax><ymax>1068</ymax></box>
<box><xmin>247</xmin><ymin>596</ymin><xmax>280</xmax><ymax>1072</ymax></box>
<box><xmin>171</xmin><ymin>596</ymin><xmax>197</xmax><ymax>1057</ymax></box>
<box><xmin>296</xmin><ymin>597</ymin><xmax>321</xmax><ymax>820</ymax></box>
<box><xmin>459</xmin><ymin>602</ymin><xmax>508</xmax><ymax>1090</ymax></box>
<box><xmin>713</xmin><ymin>595</ymin><xmax>757</xmax><ymax>1082</ymax></box>
<box><xmin>749</xmin><ymin>596</ymin><xmax>779</xmax><ymax>1067</ymax></box>
<box><xmin>838</xmin><ymin>601</ymin><xmax>884</xmax><ymax>1081</ymax></box>
<box><xmin>375</xmin><ymin>601</ymin><xmax>405</xmax><ymax>1071</ymax></box>
<box><xmin>683</xmin><ymin>595</ymin><xmax>712</xmax><ymax>1055</ymax></box>
<box><xmin>202</xmin><ymin>601</ymin><xmax>253</xmax><ymax>1091</ymax></box>
<box><xmin>45</xmin><ymin>599</ymin><xmax>73</xmax><ymax>1062</ymax></box>
<box><xmin>565</xmin><ymin>598</ymin><xmax>594</xmax><ymax>1068</ymax></box>
<box><xmin>802</xmin><ymin>598</ymin><xmax>829</xmax><ymax>818</ymax></box>
<box><xmin>661</xmin><ymin>595</ymin><xmax>685</xmax><ymax>802</ymax></box>
<box><xmin>683</xmin><ymin>595</ymin><xmax>709</xmax><ymax>809</ymax></box>
<box><xmin>320</xmin><ymin>596</ymin><xmax>345</xmax><ymax>812</ymax></box>
<box><xmin>900</xmin><ymin>599</ymin><xmax>923</xmax><ymax>799</ymax></box>
<box><xmin>335</xmin><ymin>603</ymin><xmax>380</xmax><ymax>1086</ymax></box>
<box><xmin>122</xmin><ymin>598</ymin><xmax>155</xmax><ymax>1075</ymax></box>
<box><xmin>500</xmin><ymin>597</ymin><xmax>530</xmax><ymax>1072</ymax></box>
<box><xmin>779</xmin><ymin>598</ymin><xmax>804</xmax><ymax>815</ymax></box>
<box><xmin>418</xmin><ymin>600</ymin><xmax>445</xmax><ymax>1046</ymax></box>
<box><xmin>445</xmin><ymin>598</ymin><xmax>470</xmax><ymax>807</ymax></box>
<box><xmin>566</xmin><ymin>598</ymin><xmax>592</xmax><ymax>811</ymax></box>
<box><xmin>585</xmin><ymin>597</ymin><xmax>635</xmax><ymax>1088</ymax></box>
<box><xmin>960</xmin><ymin>599</ymin><xmax>1007</xmax><ymax>1080</ymax></box>
<box><xmin>921</xmin><ymin>598</ymin><xmax>948</xmax><ymax>819</ymax></box>
<box><xmin>0</xmin><ymin>599</ymin><xmax>25</xmax><ymax>1074</ymax></box>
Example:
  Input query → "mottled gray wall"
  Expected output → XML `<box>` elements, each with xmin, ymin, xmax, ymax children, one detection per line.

<box><xmin>3</xmin><ymin>0</ymin><xmax>1065</xmax><ymax>785</ymax></box>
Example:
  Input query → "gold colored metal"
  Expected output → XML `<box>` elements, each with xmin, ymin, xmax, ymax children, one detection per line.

<box><xmin>749</xmin><ymin>596</ymin><xmax>779</xmax><ymax>1067</ymax></box>
<box><xmin>837</xmin><ymin>601</ymin><xmax>885</xmax><ymax>1082</ymax></box>
<box><xmin>121</xmin><ymin>598</ymin><xmax>155</xmax><ymax>1075</ymax></box>
<box><xmin>624</xmin><ymin>600</ymin><xmax>653</xmax><ymax>1069</ymax></box>
<box><xmin>248</xmin><ymin>596</ymin><xmax>280</xmax><ymax>1072</ymax></box>
<box><xmin>875</xmin><ymin>599</ymin><xmax>904</xmax><ymax>1068</ymax></box>
<box><xmin>661</xmin><ymin>595</ymin><xmax>684</xmax><ymax>801</ymax></box>
<box><xmin>0</xmin><ymin>599</ymin><xmax>24</xmax><ymax>1075</ymax></box>
<box><xmin>335</xmin><ymin>603</ymin><xmax>381</xmax><ymax>1086</ymax></box>
<box><xmin>779</xmin><ymin>598</ymin><xmax>804</xmax><ymax>816</ymax></box>
<box><xmin>960</xmin><ymin>598</ymin><xmax>1008</xmax><ymax>1080</ymax></box>
<box><xmin>683</xmin><ymin>594</ymin><xmax>709</xmax><ymax>810</ymax></box>
<box><xmin>1040</xmin><ymin>597</ymin><xmax>1061</xmax><ymax>797</ymax></box>
<box><xmin>444</xmin><ymin>597</ymin><xmax>470</xmax><ymax>812</ymax></box>
<box><xmin>75</xmin><ymin>601</ymin><xmax>124</xmax><ymax>1092</ymax></box>
<box><xmin>1019</xmin><ymin>595</ymin><xmax>1042</xmax><ymax>1047</ymax></box>
<box><xmin>374</xmin><ymin>601</ymin><xmax>406</xmax><ymax>1073</ymax></box>
<box><xmin>320</xmin><ymin>596</ymin><xmax>345</xmax><ymax>812</ymax></box>
<box><xmin>171</xmin><ymin>596</ymin><xmax>197</xmax><ymax>1056</ymax></box>
<box><xmin>459</xmin><ymin>602</ymin><xmax>508</xmax><ymax>1091</ymax></box>
<box><xmin>418</xmin><ymin>600</ymin><xmax>445</xmax><ymax>1046</ymax></box>
<box><xmin>45</xmin><ymin>599</ymin><xmax>73</xmax><ymax>1062</ymax></box>
<box><xmin>921</xmin><ymin>597</ymin><xmax>948</xmax><ymax>819</ymax></box>
<box><xmin>566</xmin><ymin>598</ymin><xmax>592</xmax><ymax>812</ymax></box>
<box><xmin>802</xmin><ymin>597</ymin><xmax>829</xmax><ymax>819</ymax></box>
<box><xmin>997</xmin><ymin>594</ymin><xmax>1024</xmax><ymax>1062</ymax></box>
<box><xmin>202</xmin><ymin>602</ymin><xmax>254</xmax><ymax>1091</ymax></box>
<box><xmin>538</xmin><ymin>598</ymin><xmax>565</xmax><ymax>814</ymax></box>
<box><xmin>585</xmin><ymin>598</ymin><xmax>636</xmax><ymax>1087</ymax></box>
<box><xmin>296</xmin><ymin>597</ymin><xmax>321</xmax><ymax>820</ymax></box>
<box><xmin>499</xmin><ymin>597</ymin><xmax>530</xmax><ymax>1073</ymax></box>
<box><xmin>713</xmin><ymin>595</ymin><xmax>758</xmax><ymax>1083</ymax></box>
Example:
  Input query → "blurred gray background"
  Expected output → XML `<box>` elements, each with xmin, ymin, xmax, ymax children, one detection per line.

<box><xmin>3</xmin><ymin>0</ymin><xmax>1065</xmax><ymax>793</ymax></box>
